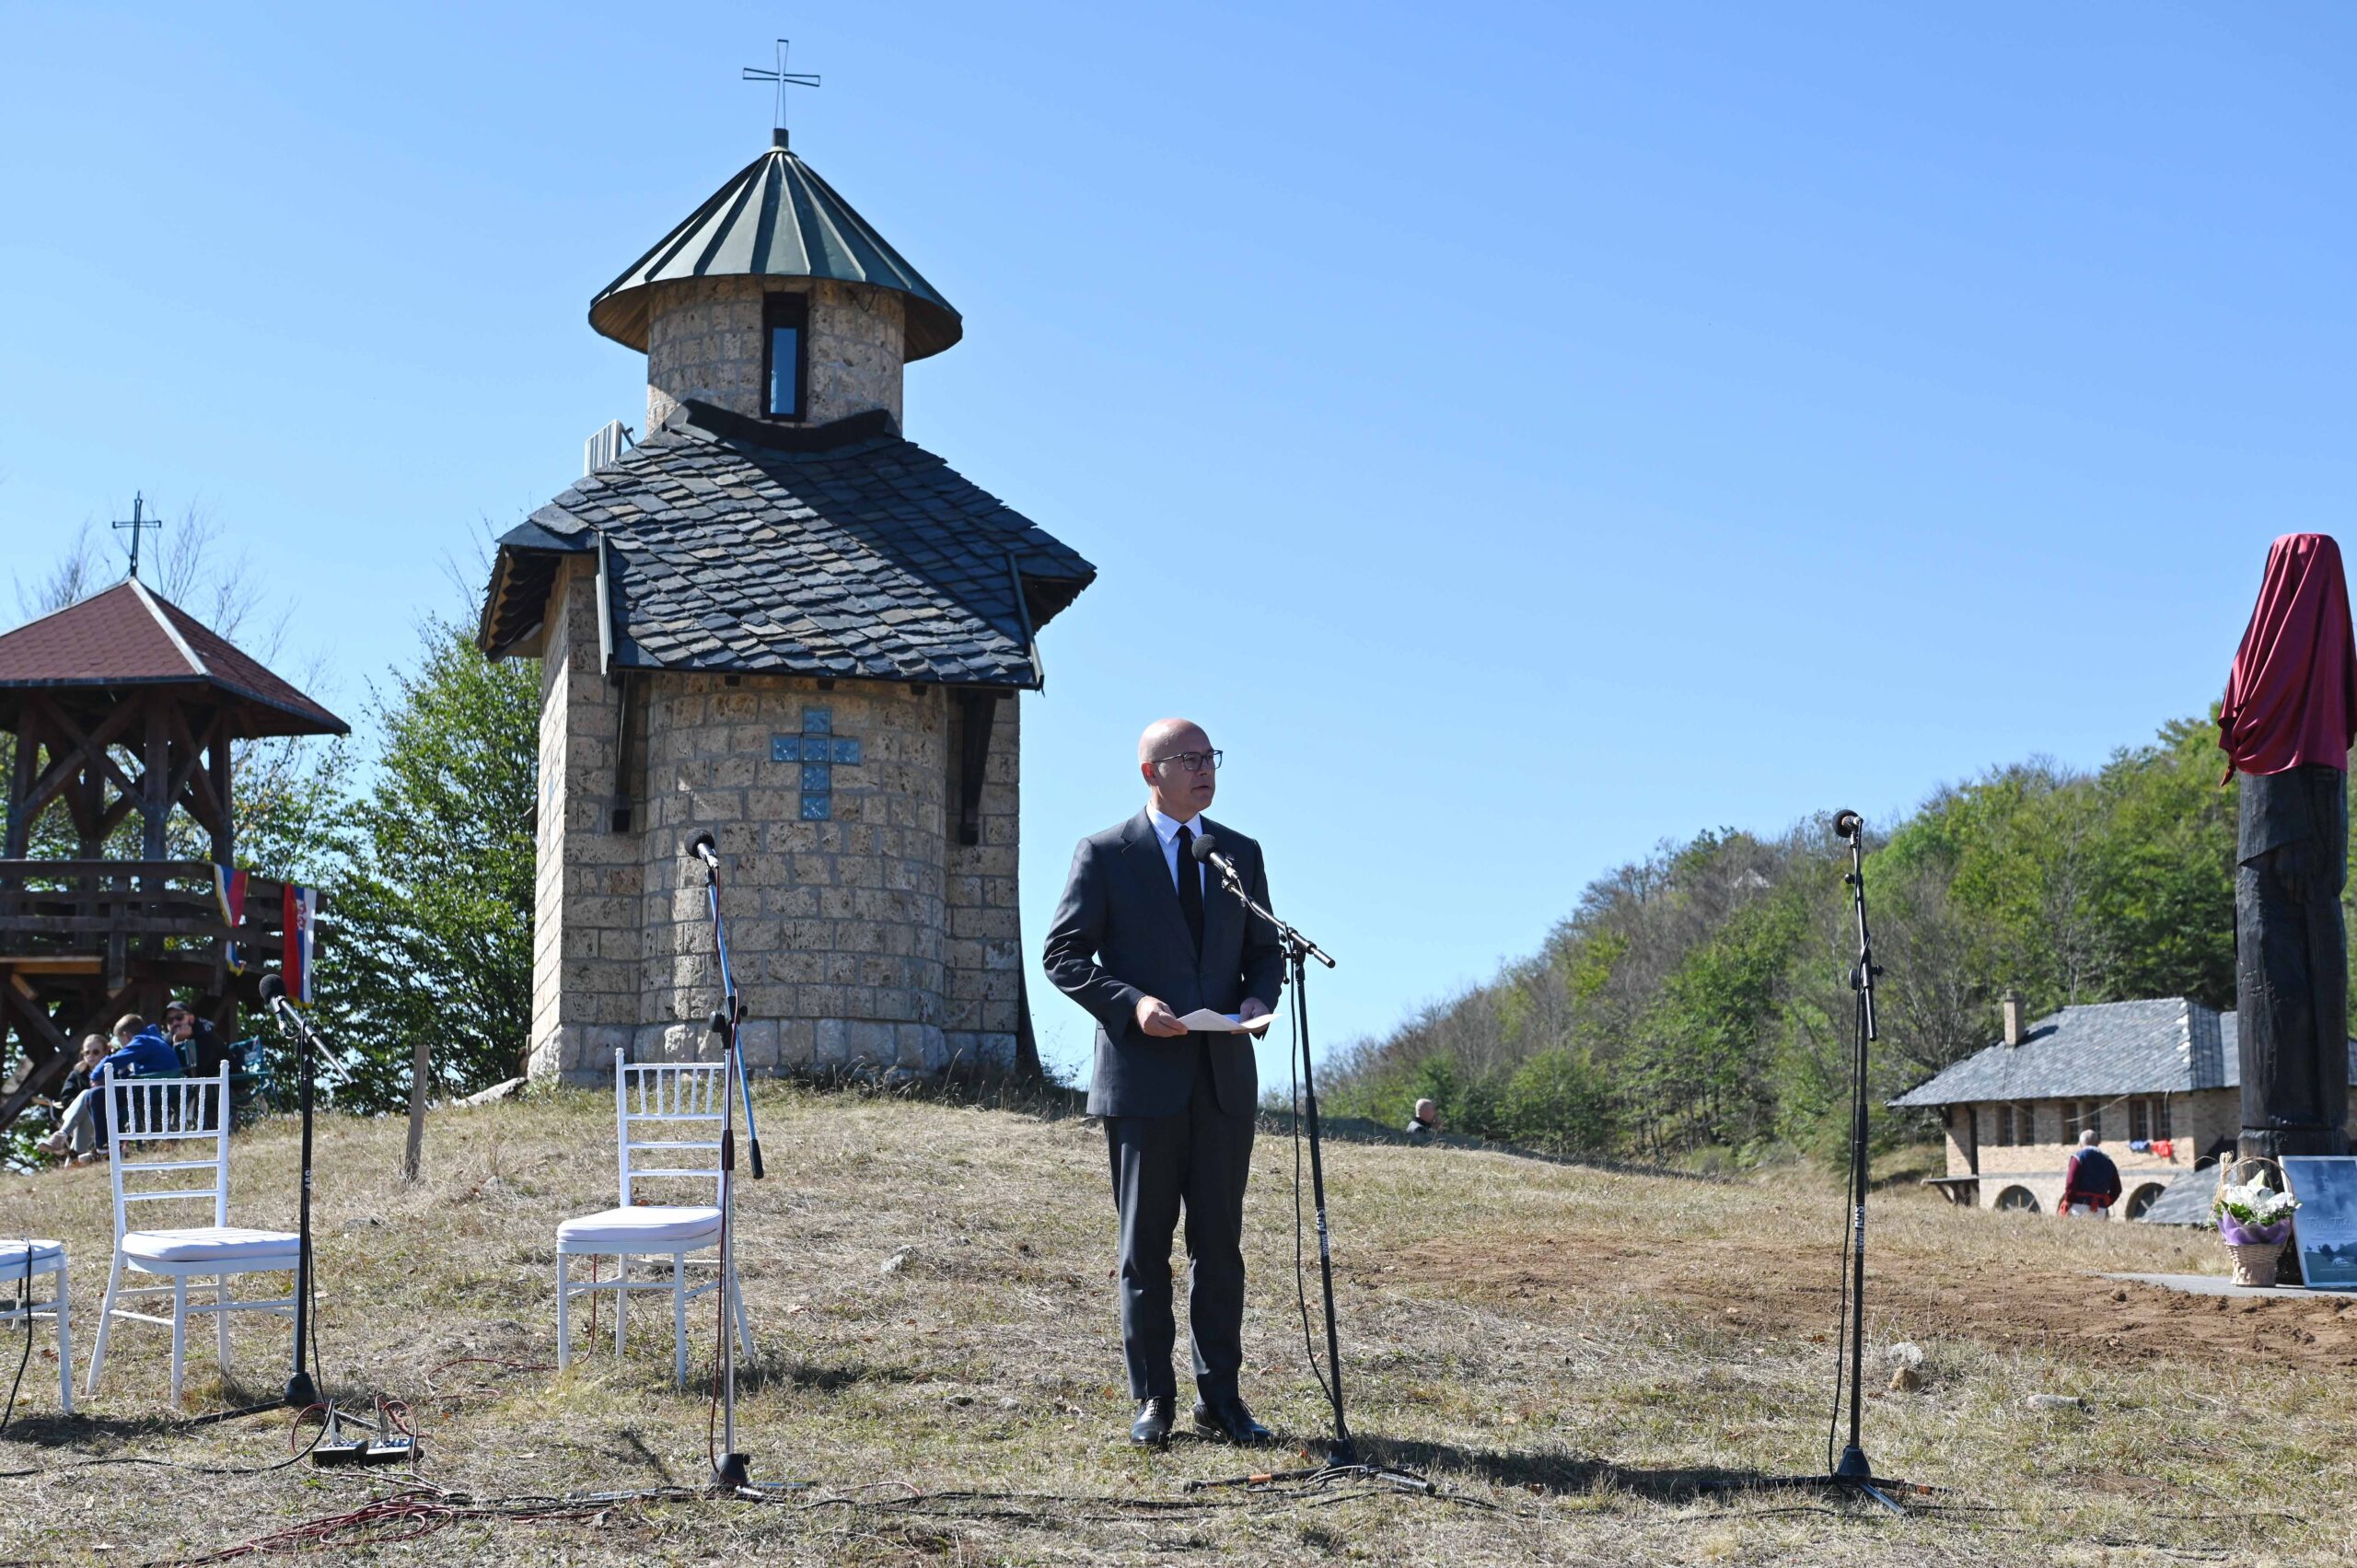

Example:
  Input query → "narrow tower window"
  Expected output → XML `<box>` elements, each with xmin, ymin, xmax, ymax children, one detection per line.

<box><xmin>764</xmin><ymin>293</ymin><xmax>808</xmax><ymax>419</ymax></box>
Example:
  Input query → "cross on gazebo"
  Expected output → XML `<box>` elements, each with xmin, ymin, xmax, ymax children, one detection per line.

<box><xmin>112</xmin><ymin>492</ymin><xmax>163</xmax><ymax>582</ymax></box>
<box><xmin>743</xmin><ymin>39</ymin><xmax>819</xmax><ymax>135</ymax></box>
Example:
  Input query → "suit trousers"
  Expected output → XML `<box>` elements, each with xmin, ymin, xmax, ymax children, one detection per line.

<box><xmin>1104</xmin><ymin>1040</ymin><xmax>1255</xmax><ymax>1403</ymax></box>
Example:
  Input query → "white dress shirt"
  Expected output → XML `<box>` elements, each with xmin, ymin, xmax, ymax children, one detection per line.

<box><xmin>1147</xmin><ymin>806</ymin><xmax>1207</xmax><ymax>899</ymax></box>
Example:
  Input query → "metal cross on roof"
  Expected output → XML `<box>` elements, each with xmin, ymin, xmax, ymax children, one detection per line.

<box><xmin>743</xmin><ymin>39</ymin><xmax>819</xmax><ymax>137</ymax></box>
<box><xmin>111</xmin><ymin>492</ymin><xmax>163</xmax><ymax>582</ymax></box>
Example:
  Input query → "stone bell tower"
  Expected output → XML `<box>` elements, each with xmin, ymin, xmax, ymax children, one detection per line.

<box><xmin>479</xmin><ymin>128</ymin><xmax>1096</xmax><ymax>1083</ymax></box>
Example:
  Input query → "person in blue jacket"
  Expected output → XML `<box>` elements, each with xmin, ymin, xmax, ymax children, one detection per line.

<box><xmin>36</xmin><ymin>1014</ymin><xmax>181</xmax><ymax>1164</ymax></box>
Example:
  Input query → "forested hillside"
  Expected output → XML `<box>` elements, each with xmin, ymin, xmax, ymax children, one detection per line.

<box><xmin>1323</xmin><ymin>714</ymin><xmax>2274</xmax><ymax>1164</ymax></box>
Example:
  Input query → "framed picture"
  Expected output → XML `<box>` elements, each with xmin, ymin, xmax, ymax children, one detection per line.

<box><xmin>2280</xmin><ymin>1156</ymin><xmax>2357</xmax><ymax>1290</ymax></box>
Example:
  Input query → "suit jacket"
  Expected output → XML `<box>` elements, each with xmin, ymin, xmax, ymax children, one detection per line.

<box><xmin>1043</xmin><ymin>809</ymin><xmax>1285</xmax><ymax>1118</ymax></box>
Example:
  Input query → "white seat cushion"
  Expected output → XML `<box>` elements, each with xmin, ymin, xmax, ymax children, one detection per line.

<box><xmin>0</xmin><ymin>1239</ymin><xmax>64</xmax><ymax>1279</ymax></box>
<box><xmin>122</xmin><ymin>1226</ymin><xmax>300</xmax><ymax>1266</ymax></box>
<box><xmin>557</xmin><ymin>1204</ymin><xmax>722</xmax><ymax>1249</ymax></box>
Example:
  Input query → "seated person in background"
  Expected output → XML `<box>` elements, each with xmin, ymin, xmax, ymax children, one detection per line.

<box><xmin>35</xmin><ymin>1015</ymin><xmax>181</xmax><ymax>1164</ymax></box>
<box><xmin>163</xmin><ymin>998</ymin><xmax>230</xmax><ymax>1077</ymax></box>
<box><xmin>35</xmin><ymin>1034</ymin><xmax>110</xmax><ymax>1161</ymax></box>
<box><xmin>2059</xmin><ymin>1129</ymin><xmax>2121</xmax><ymax>1218</ymax></box>
<box><xmin>1404</xmin><ymin>1098</ymin><xmax>1441</xmax><ymax>1143</ymax></box>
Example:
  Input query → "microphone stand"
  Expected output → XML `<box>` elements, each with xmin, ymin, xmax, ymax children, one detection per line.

<box><xmin>696</xmin><ymin>845</ymin><xmax>762</xmax><ymax>1492</ymax></box>
<box><xmin>1706</xmin><ymin>815</ymin><xmax>1925</xmax><ymax>1514</ymax></box>
<box><xmin>264</xmin><ymin>989</ymin><xmax>323</xmax><ymax>1412</ymax></box>
<box><xmin>1189</xmin><ymin>858</ymin><xmax>1427</xmax><ymax>1494</ymax></box>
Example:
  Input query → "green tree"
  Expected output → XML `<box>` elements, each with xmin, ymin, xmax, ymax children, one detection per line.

<box><xmin>321</xmin><ymin>616</ymin><xmax>538</xmax><ymax>1111</ymax></box>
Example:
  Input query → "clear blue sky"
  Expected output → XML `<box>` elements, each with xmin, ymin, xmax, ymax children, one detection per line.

<box><xmin>5</xmin><ymin>5</ymin><xmax>2352</xmax><ymax>1082</ymax></box>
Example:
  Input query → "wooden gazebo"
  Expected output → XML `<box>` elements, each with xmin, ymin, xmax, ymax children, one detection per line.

<box><xmin>0</xmin><ymin>577</ymin><xmax>347</xmax><ymax>1132</ymax></box>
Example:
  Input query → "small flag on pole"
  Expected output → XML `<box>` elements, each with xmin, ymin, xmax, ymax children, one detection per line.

<box><xmin>282</xmin><ymin>883</ymin><xmax>319</xmax><ymax>1005</ymax></box>
<box><xmin>214</xmin><ymin>865</ymin><xmax>249</xmax><ymax>977</ymax></box>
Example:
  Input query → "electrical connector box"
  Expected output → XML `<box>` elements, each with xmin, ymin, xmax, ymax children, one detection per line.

<box><xmin>311</xmin><ymin>1434</ymin><xmax>369</xmax><ymax>1467</ymax></box>
<box><xmin>357</xmin><ymin>1434</ymin><xmax>418</xmax><ymax>1466</ymax></box>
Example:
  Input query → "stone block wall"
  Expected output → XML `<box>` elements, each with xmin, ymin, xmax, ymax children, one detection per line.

<box><xmin>628</xmin><ymin>674</ymin><xmax>956</xmax><ymax>1078</ymax></box>
<box><xmin>1959</xmin><ymin>1089</ymin><xmax>2232</xmax><ymax>1215</ymax></box>
<box><xmin>528</xmin><ymin>558</ymin><xmax>644</xmax><ymax>1079</ymax></box>
<box><xmin>942</xmin><ymin>695</ymin><xmax>1023</xmax><ymax>1073</ymax></box>
<box><xmin>526</xmin><ymin>574</ymin><xmax>1038</xmax><ymax>1086</ymax></box>
<box><xmin>644</xmin><ymin>276</ymin><xmax>905</xmax><ymax>431</ymax></box>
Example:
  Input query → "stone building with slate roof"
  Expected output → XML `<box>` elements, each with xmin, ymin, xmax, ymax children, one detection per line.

<box><xmin>479</xmin><ymin>129</ymin><xmax>1094</xmax><ymax>1083</ymax></box>
<box><xmin>1890</xmin><ymin>994</ymin><xmax>2357</xmax><ymax>1218</ymax></box>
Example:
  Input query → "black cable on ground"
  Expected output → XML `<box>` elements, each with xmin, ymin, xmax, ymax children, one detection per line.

<box><xmin>1286</xmin><ymin>1009</ymin><xmax>1334</xmax><ymax>1413</ymax></box>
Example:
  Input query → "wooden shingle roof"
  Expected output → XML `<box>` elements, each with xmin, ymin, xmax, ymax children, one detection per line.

<box><xmin>0</xmin><ymin>578</ymin><xmax>346</xmax><ymax>737</ymax></box>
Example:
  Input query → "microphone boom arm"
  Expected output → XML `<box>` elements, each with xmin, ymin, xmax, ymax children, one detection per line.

<box><xmin>1205</xmin><ymin>857</ymin><xmax>1335</xmax><ymax>970</ymax></box>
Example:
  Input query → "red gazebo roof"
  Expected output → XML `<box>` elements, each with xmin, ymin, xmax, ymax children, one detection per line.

<box><xmin>0</xmin><ymin>578</ymin><xmax>346</xmax><ymax>738</ymax></box>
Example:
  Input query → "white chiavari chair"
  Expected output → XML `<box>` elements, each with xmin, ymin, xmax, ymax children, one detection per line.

<box><xmin>84</xmin><ymin>1065</ymin><xmax>298</xmax><ymax>1411</ymax></box>
<box><xmin>555</xmin><ymin>1051</ymin><xmax>752</xmax><ymax>1387</ymax></box>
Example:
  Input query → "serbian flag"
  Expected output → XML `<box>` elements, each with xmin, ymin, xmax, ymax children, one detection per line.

<box><xmin>214</xmin><ymin>865</ymin><xmax>250</xmax><ymax>976</ymax></box>
<box><xmin>282</xmin><ymin>883</ymin><xmax>319</xmax><ymax>1005</ymax></box>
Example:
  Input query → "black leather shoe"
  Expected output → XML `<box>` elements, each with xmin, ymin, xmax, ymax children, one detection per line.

<box><xmin>1191</xmin><ymin>1396</ymin><xmax>1273</xmax><ymax>1446</ymax></box>
<box><xmin>1130</xmin><ymin>1396</ymin><xmax>1175</xmax><ymax>1447</ymax></box>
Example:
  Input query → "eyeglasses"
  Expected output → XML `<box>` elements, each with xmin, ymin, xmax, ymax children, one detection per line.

<box><xmin>1150</xmin><ymin>749</ymin><xmax>1224</xmax><ymax>774</ymax></box>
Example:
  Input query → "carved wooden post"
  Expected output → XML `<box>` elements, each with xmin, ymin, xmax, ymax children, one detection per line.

<box><xmin>2220</xmin><ymin>533</ymin><xmax>2357</xmax><ymax>1164</ymax></box>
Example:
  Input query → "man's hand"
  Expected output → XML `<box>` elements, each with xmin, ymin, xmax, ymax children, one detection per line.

<box><xmin>1237</xmin><ymin>998</ymin><xmax>1272</xmax><ymax>1024</ymax></box>
<box><xmin>1135</xmin><ymin>996</ymin><xmax>1189</xmax><ymax>1039</ymax></box>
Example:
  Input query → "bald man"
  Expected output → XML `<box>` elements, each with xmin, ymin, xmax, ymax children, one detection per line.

<box><xmin>1043</xmin><ymin>718</ymin><xmax>1283</xmax><ymax>1448</ymax></box>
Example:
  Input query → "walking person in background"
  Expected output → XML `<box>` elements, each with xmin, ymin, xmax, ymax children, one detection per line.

<box><xmin>2060</xmin><ymin>1128</ymin><xmax>2122</xmax><ymax>1218</ymax></box>
<box><xmin>1404</xmin><ymin>1098</ymin><xmax>1441</xmax><ymax>1144</ymax></box>
<box><xmin>1044</xmin><ymin>717</ymin><xmax>1284</xmax><ymax>1449</ymax></box>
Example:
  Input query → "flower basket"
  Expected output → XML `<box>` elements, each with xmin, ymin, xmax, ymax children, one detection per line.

<box><xmin>2213</xmin><ymin>1157</ymin><xmax>2298</xmax><ymax>1287</ymax></box>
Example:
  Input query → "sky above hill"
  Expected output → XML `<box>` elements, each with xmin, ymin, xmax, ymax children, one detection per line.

<box><xmin>4</xmin><ymin>5</ymin><xmax>2352</xmax><ymax>1082</ymax></box>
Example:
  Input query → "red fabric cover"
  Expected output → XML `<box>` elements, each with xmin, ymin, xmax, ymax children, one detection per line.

<box><xmin>2219</xmin><ymin>533</ymin><xmax>2357</xmax><ymax>779</ymax></box>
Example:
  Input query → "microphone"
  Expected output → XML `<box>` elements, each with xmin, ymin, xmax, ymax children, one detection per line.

<box><xmin>1832</xmin><ymin>809</ymin><xmax>1864</xmax><ymax>843</ymax></box>
<box><xmin>689</xmin><ymin>832</ymin><xmax>720</xmax><ymax>869</ymax></box>
<box><xmin>1190</xmin><ymin>830</ymin><xmax>1241</xmax><ymax>884</ymax></box>
<box><xmin>258</xmin><ymin>970</ymin><xmax>331</xmax><ymax>1064</ymax></box>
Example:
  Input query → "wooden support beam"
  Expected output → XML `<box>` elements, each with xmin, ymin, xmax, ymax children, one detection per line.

<box><xmin>0</xmin><ymin>956</ymin><xmax>104</xmax><ymax>974</ymax></box>
<box><xmin>0</xmin><ymin>973</ymin><xmax>141</xmax><ymax>1135</ymax></box>
<box><xmin>23</xmin><ymin>696</ymin><xmax>141</xmax><ymax>819</ymax></box>
<box><xmin>954</xmin><ymin>691</ymin><xmax>1001</xmax><ymax>848</ymax></box>
<box><xmin>207</xmin><ymin>710</ymin><xmax>234</xmax><ymax>864</ymax></box>
<box><xmin>164</xmin><ymin>700</ymin><xmax>225</xmax><ymax>843</ymax></box>
<box><xmin>4</xmin><ymin>706</ymin><xmax>39</xmax><ymax>856</ymax></box>
<box><xmin>144</xmin><ymin>697</ymin><xmax>169</xmax><ymax>862</ymax></box>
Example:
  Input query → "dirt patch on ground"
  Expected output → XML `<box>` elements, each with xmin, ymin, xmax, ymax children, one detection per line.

<box><xmin>1412</xmin><ymin>1226</ymin><xmax>2357</xmax><ymax>1373</ymax></box>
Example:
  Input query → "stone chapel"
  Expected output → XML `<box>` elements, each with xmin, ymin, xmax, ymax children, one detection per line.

<box><xmin>478</xmin><ymin>128</ymin><xmax>1096</xmax><ymax>1083</ymax></box>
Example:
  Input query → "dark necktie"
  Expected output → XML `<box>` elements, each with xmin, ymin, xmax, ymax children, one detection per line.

<box><xmin>1174</xmin><ymin>825</ymin><xmax>1205</xmax><ymax>956</ymax></box>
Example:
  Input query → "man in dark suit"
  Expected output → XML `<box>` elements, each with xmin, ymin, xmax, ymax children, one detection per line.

<box><xmin>1043</xmin><ymin>718</ymin><xmax>1284</xmax><ymax>1447</ymax></box>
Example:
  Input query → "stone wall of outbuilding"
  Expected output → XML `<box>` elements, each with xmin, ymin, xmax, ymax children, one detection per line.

<box><xmin>1938</xmin><ymin>1087</ymin><xmax>2357</xmax><ymax>1216</ymax></box>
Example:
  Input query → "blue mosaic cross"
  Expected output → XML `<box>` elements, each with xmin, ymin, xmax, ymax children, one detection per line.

<box><xmin>771</xmin><ymin>707</ymin><xmax>863</xmax><ymax>819</ymax></box>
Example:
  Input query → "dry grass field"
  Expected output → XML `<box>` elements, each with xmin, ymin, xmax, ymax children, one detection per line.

<box><xmin>1</xmin><ymin>1082</ymin><xmax>2351</xmax><ymax>1566</ymax></box>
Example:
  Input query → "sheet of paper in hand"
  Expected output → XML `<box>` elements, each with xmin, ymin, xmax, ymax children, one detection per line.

<box><xmin>1176</xmin><ymin>1009</ymin><xmax>1275</xmax><ymax>1034</ymax></box>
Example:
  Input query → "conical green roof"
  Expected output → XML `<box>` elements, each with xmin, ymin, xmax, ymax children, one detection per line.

<box><xmin>589</xmin><ymin>131</ymin><xmax>962</xmax><ymax>361</ymax></box>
